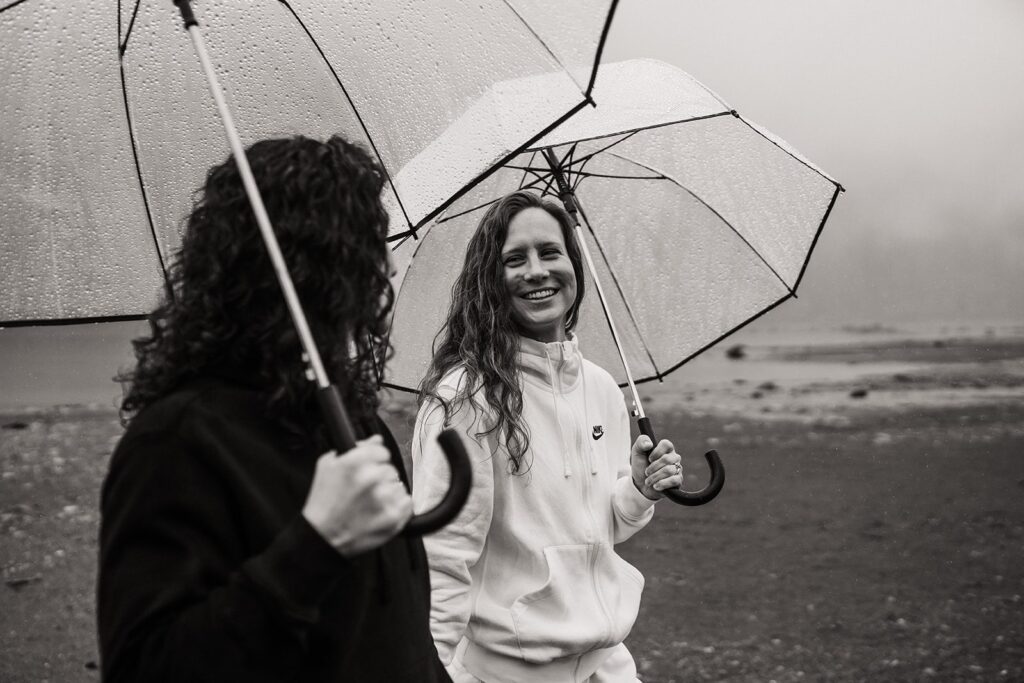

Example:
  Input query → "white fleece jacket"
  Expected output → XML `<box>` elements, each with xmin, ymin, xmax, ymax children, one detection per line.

<box><xmin>412</xmin><ymin>336</ymin><xmax>656</xmax><ymax>683</ymax></box>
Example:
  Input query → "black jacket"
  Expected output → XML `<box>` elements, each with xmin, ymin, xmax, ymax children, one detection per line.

<box><xmin>98</xmin><ymin>376</ymin><xmax>449</xmax><ymax>682</ymax></box>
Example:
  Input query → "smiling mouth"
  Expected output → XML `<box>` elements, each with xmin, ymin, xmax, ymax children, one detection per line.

<box><xmin>522</xmin><ymin>288</ymin><xmax>557</xmax><ymax>301</ymax></box>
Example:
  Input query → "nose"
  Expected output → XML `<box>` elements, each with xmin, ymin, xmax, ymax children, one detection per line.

<box><xmin>522</xmin><ymin>254</ymin><xmax>549</xmax><ymax>282</ymax></box>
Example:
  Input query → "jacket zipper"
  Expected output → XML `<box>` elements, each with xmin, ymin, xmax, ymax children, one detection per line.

<box><xmin>564</xmin><ymin>375</ymin><xmax>615</xmax><ymax>647</ymax></box>
<box><xmin>552</xmin><ymin>349</ymin><xmax>615</xmax><ymax>650</ymax></box>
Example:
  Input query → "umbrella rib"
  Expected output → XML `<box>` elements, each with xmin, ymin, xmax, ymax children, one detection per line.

<box><xmin>504</xmin><ymin>164</ymin><xmax>554</xmax><ymax>174</ymax></box>
<box><xmin>570</xmin><ymin>145</ymin><xmax>601</xmax><ymax>192</ymax></box>
<box><xmin>573</xmin><ymin>193</ymin><xmax>664</xmax><ymax>382</ymax></box>
<box><xmin>566</xmin><ymin>142</ymin><xmax>578</xmax><ymax>172</ymax></box>
<box><xmin>539</xmin><ymin>168</ymin><xmax>558</xmax><ymax>197</ymax></box>
<box><xmin>118</xmin><ymin>0</ymin><xmax>171</xmax><ymax>296</ymax></box>
<box><xmin>394</xmin><ymin>224</ymin><xmax>434</xmax><ymax>265</ymax></box>
<box><xmin>557</xmin><ymin>142</ymin><xmax>576</xmax><ymax>170</ymax></box>
<box><xmin>573</xmin><ymin>170</ymin><xmax>667</xmax><ymax>181</ymax></box>
<box><xmin>571</xmin><ymin>155</ymin><xmax>590</xmax><ymax>192</ymax></box>
<box><xmin>118</xmin><ymin>0</ymin><xmax>142</xmax><ymax>55</ymax></box>
<box><xmin>520</xmin><ymin>171</ymin><xmax>552</xmax><ymax>192</ymax></box>
<box><xmin>629</xmin><ymin>293</ymin><xmax>793</xmax><ymax>387</ymax></box>
<box><xmin>437</xmin><ymin>198</ymin><xmax>504</xmax><ymax>224</ymax></box>
<box><xmin>735</xmin><ymin>114</ymin><xmax>844</xmax><ymax>190</ymax></box>
<box><xmin>585</xmin><ymin>0</ymin><xmax>621</xmax><ymax>96</ymax></box>
<box><xmin>389</xmin><ymin>234</ymin><xmax>413</xmax><ymax>250</ymax></box>
<box><xmin>792</xmin><ymin>183</ymin><xmax>842</xmax><ymax>292</ymax></box>
<box><xmin>0</xmin><ymin>313</ymin><xmax>149</xmax><ymax>328</ymax></box>
<box><xmin>380</xmin><ymin>380</ymin><xmax>420</xmax><ymax>396</ymax></box>
<box><xmin>436</xmin><ymin>173</ymin><xmax>551</xmax><ymax>224</ymax></box>
<box><xmin>499</xmin><ymin>0</ymin><xmax>586</xmax><ymax>94</ymax></box>
<box><xmin>277</xmin><ymin>1</ymin><xmax>416</xmax><ymax>236</ymax></box>
<box><xmin>517</xmin><ymin>151</ymin><xmax>538</xmax><ymax>190</ymax></box>
<box><xmin>536</xmin><ymin>111</ymin><xmax>737</xmax><ymax>168</ymax></box>
<box><xmin>563</xmin><ymin>130</ymin><xmax>641</xmax><ymax>170</ymax></box>
<box><xmin>607</xmin><ymin>151</ymin><xmax>795</xmax><ymax>295</ymax></box>
<box><xmin>387</xmin><ymin>97</ymin><xmax>593</xmax><ymax>241</ymax></box>
<box><xmin>564</xmin><ymin>142</ymin><xmax>582</xmax><ymax>192</ymax></box>
<box><xmin>509</xmin><ymin>165</ymin><xmax>563</xmax><ymax>193</ymax></box>
<box><xmin>0</xmin><ymin>0</ymin><xmax>31</xmax><ymax>12</ymax></box>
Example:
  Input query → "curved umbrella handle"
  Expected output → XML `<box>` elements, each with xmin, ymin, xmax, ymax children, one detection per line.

<box><xmin>638</xmin><ymin>416</ymin><xmax>724</xmax><ymax>506</ymax></box>
<box><xmin>402</xmin><ymin>429</ymin><xmax>472</xmax><ymax>536</ymax></box>
<box><xmin>316</xmin><ymin>385</ymin><xmax>471</xmax><ymax>535</ymax></box>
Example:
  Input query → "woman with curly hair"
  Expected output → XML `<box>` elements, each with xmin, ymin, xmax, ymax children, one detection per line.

<box><xmin>412</xmin><ymin>190</ymin><xmax>684</xmax><ymax>682</ymax></box>
<box><xmin>98</xmin><ymin>135</ymin><xmax>449</xmax><ymax>682</ymax></box>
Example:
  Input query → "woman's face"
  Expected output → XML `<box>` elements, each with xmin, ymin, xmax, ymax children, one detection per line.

<box><xmin>501</xmin><ymin>207</ymin><xmax>577</xmax><ymax>343</ymax></box>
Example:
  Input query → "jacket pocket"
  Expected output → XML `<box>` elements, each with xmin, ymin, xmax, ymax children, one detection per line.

<box><xmin>509</xmin><ymin>544</ymin><xmax>644</xmax><ymax>663</ymax></box>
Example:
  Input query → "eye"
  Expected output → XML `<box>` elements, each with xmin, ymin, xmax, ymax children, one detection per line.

<box><xmin>541</xmin><ymin>247</ymin><xmax>562</xmax><ymax>258</ymax></box>
<box><xmin>503</xmin><ymin>254</ymin><xmax>524</xmax><ymax>267</ymax></box>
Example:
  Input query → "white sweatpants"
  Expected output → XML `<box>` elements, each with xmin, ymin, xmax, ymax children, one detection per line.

<box><xmin>447</xmin><ymin>641</ymin><xmax>641</xmax><ymax>683</ymax></box>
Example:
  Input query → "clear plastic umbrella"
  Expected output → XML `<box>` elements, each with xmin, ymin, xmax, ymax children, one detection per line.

<box><xmin>386</xmin><ymin>59</ymin><xmax>845</xmax><ymax>505</ymax></box>
<box><xmin>0</xmin><ymin>0</ymin><xmax>619</xmax><ymax>325</ymax></box>
<box><xmin>0</xmin><ymin>0</ymin><xmax>619</xmax><ymax>533</ymax></box>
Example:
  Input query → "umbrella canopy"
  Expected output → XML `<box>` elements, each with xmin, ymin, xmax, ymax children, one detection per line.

<box><xmin>386</xmin><ymin>58</ymin><xmax>843</xmax><ymax>391</ymax></box>
<box><xmin>0</xmin><ymin>0</ymin><xmax>618</xmax><ymax>325</ymax></box>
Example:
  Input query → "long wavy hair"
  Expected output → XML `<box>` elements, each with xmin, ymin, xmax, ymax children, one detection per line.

<box><xmin>119</xmin><ymin>135</ymin><xmax>393</xmax><ymax>439</ymax></box>
<box><xmin>419</xmin><ymin>190</ymin><xmax>585</xmax><ymax>472</ymax></box>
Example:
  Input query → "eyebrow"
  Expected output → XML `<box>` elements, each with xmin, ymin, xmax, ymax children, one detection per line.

<box><xmin>501</xmin><ymin>240</ymin><xmax>564</xmax><ymax>255</ymax></box>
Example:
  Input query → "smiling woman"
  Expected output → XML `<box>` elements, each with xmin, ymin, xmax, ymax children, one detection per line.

<box><xmin>502</xmin><ymin>206</ymin><xmax>580</xmax><ymax>343</ymax></box>
<box><xmin>412</xmin><ymin>190</ymin><xmax>686</xmax><ymax>682</ymax></box>
<box><xmin>420</xmin><ymin>191</ymin><xmax>586</xmax><ymax>472</ymax></box>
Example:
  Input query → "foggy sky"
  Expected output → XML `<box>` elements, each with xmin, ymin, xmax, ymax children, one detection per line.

<box><xmin>604</xmin><ymin>0</ymin><xmax>1024</xmax><ymax>325</ymax></box>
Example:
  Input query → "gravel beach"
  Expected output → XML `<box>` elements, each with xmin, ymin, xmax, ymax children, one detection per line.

<box><xmin>2</xmin><ymin>330</ymin><xmax>1022</xmax><ymax>682</ymax></box>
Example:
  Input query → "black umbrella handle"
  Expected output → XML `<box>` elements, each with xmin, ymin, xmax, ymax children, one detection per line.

<box><xmin>401</xmin><ymin>429</ymin><xmax>473</xmax><ymax>536</ymax></box>
<box><xmin>172</xmin><ymin>0</ymin><xmax>198</xmax><ymax>28</ymax></box>
<box><xmin>316</xmin><ymin>386</ymin><xmax>472</xmax><ymax>535</ymax></box>
<box><xmin>637</xmin><ymin>416</ymin><xmax>724</xmax><ymax>506</ymax></box>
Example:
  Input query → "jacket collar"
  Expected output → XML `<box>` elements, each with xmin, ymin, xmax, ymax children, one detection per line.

<box><xmin>518</xmin><ymin>333</ymin><xmax>582</xmax><ymax>393</ymax></box>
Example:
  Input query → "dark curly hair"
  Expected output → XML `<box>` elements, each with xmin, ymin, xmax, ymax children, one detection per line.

<box><xmin>119</xmin><ymin>135</ymin><xmax>392</xmax><ymax>437</ymax></box>
<box><xmin>418</xmin><ymin>190</ymin><xmax>585</xmax><ymax>473</ymax></box>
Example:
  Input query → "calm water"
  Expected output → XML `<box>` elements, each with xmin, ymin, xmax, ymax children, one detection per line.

<box><xmin>0</xmin><ymin>319</ymin><xmax>1021</xmax><ymax>410</ymax></box>
<box><xmin>0</xmin><ymin>321</ymin><xmax>145</xmax><ymax>410</ymax></box>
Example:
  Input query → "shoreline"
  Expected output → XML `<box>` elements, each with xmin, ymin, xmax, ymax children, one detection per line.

<box><xmin>3</xmin><ymin>330</ymin><xmax>1023</xmax><ymax>419</ymax></box>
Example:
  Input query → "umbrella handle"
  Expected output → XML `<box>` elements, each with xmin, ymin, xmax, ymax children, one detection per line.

<box><xmin>402</xmin><ymin>429</ymin><xmax>473</xmax><ymax>536</ymax></box>
<box><xmin>316</xmin><ymin>386</ymin><xmax>472</xmax><ymax>535</ymax></box>
<box><xmin>637</xmin><ymin>416</ymin><xmax>724</xmax><ymax>506</ymax></box>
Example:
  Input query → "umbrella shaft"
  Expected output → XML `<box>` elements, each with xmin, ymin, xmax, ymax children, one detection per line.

<box><xmin>184</xmin><ymin>24</ymin><xmax>330</xmax><ymax>390</ymax></box>
<box><xmin>541</xmin><ymin>148</ymin><xmax>645</xmax><ymax>418</ymax></box>
<box><xmin>571</xmin><ymin>223</ymin><xmax>646</xmax><ymax>418</ymax></box>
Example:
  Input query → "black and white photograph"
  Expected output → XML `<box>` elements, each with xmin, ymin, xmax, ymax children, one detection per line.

<box><xmin>2</xmin><ymin>1</ymin><xmax>1022</xmax><ymax>681</ymax></box>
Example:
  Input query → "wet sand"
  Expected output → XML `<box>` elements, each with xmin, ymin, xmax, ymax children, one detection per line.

<box><xmin>623</xmin><ymin>404</ymin><xmax>1024</xmax><ymax>682</ymax></box>
<box><xmin>2</xmin><ymin>332</ymin><xmax>1023</xmax><ymax>681</ymax></box>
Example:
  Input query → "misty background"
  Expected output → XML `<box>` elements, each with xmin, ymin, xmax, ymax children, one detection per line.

<box><xmin>605</xmin><ymin>0</ymin><xmax>1024</xmax><ymax>327</ymax></box>
<box><xmin>2</xmin><ymin>0</ymin><xmax>1022</xmax><ymax>408</ymax></box>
